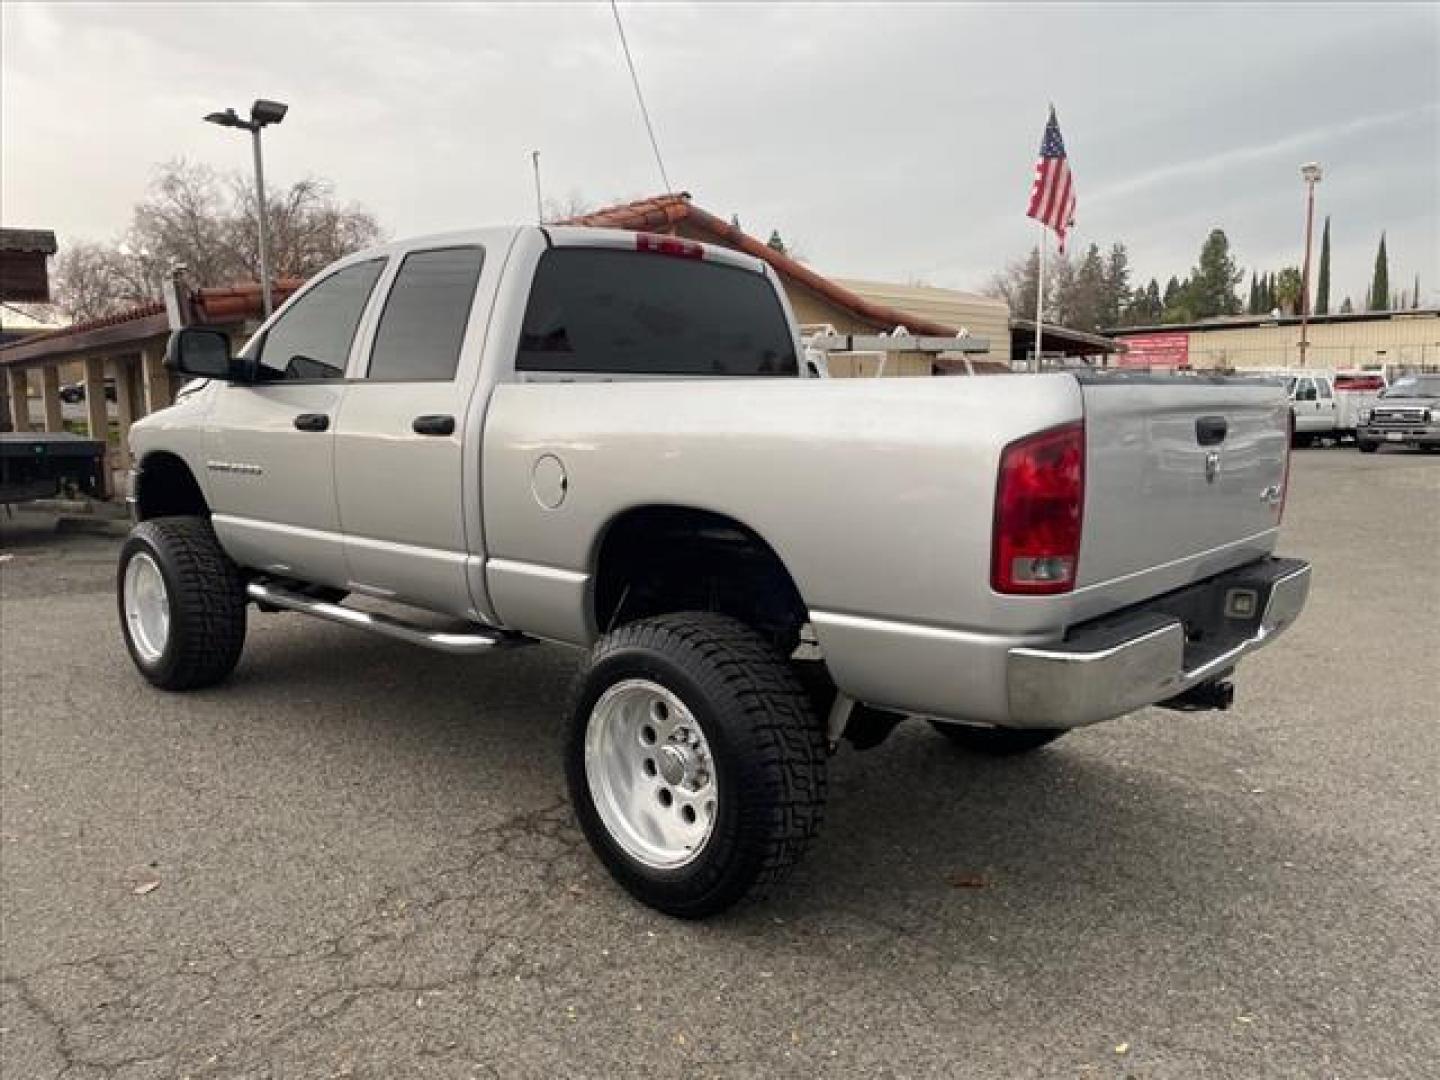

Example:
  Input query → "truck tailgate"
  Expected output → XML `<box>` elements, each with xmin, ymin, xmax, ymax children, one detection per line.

<box><xmin>1077</xmin><ymin>374</ymin><xmax>1289</xmax><ymax>593</ymax></box>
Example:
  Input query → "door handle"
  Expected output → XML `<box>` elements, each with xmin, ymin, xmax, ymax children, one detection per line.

<box><xmin>1195</xmin><ymin>415</ymin><xmax>1227</xmax><ymax>446</ymax></box>
<box><xmin>294</xmin><ymin>413</ymin><xmax>330</xmax><ymax>432</ymax></box>
<box><xmin>412</xmin><ymin>414</ymin><xmax>456</xmax><ymax>436</ymax></box>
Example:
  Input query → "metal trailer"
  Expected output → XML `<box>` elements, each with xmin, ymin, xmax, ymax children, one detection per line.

<box><xmin>1</xmin><ymin>432</ymin><xmax>107</xmax><ymax>505</ymax></box>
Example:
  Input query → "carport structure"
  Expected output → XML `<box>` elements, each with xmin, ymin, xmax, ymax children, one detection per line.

<box><xmin>0</xmin><ymin>279</ymin><xmax>296</xmax><ymax>497</ymax></box>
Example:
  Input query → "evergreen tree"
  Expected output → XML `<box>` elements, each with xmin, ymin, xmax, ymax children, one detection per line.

<box><xmin>1065</xmin><ymin>243</ymin><xmax>1108</xmax><ymax>331</ymax></box>
<box><xmin>1161</xmin><ymin>275</ymin><xmax>1186</xmax><ymax>322</ymax></box>
<box><xmin>1100</xmin><ymin>243</ymin><xmax>1131</xmax><ymax>329</ymax></box>
<box><xmin>1145</xmin><ymin>278</ymin><xmax>1162</xmax><ymax>322</ymax></box>
<box><xmin>1339</xmin><ymin>296</ymin><xmax>1354</xmax><ymax>314</ymax></box>
<box><xmin>1189</xmin><ymin>229</ymin><xmax>1244</xmax><ymax>318</ymax></box>
<box><xmin>730</xmin><ymin>214</ymin><xmax>743</xmax><ymax>231</ymax></box>
<box><xmin>1368</xmin><ymin>232</ymin><xmax>1389</xmax><ymax>311</ymax></box>
<box><xmin>1247</xmin><ymin>272</ymin><xmax>1260</xmax><ymax>314</ymax></box>
<box><xmin>1315</xmin><ymin>216</ymin><xmax>1331</xmax><ymax>315</ymax></box>
<box><xmin>766</xmin><ymin>230</ymin><xmax>787</xmax><ymax>254</ymax></box>
<box><xmin>1414</xmin><ymin>274</ymin><xmax>1422</xmax><ymax>309</ymax></box>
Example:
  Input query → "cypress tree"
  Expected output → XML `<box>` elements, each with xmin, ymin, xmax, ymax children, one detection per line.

<box><xmin>1414</xmin><ymin>274</ymin><xmax>1422</xmax><ymax>309</ymax></box>
<box><xmin>1368</xmin><ymin>233</ymin><xmax>1389</xmax><ymax>311</ymax></box>
<box><xmin>1315</xmin><ymin>216</ymin><xmax>1331</xmax><ymax>315</ymax></box>
<box><xmin>1247</xmin><ymin>272</ymin><xmax>1259</xmax><ymax>314</ymax></box>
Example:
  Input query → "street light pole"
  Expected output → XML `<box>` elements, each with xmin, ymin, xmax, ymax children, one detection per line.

<box><xmin>250</xmin><ymin>126</ymin><xmax>273</xmax><ymax>317</ymax></box>
<box><xmin>1298</xmin><ymin>162</ymin><xmax>1323</xmax><ymax>368</ymax></box>
<box><xmin>205</xmin><ymin>99</ymin><xmax>289</xmax><ymax>318</ymax></box>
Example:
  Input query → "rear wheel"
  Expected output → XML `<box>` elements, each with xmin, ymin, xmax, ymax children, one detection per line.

<box><xmin>566</xmin><ymin>612</ymin><xmax>827</xmax><ymax>918</ymax></box>
<box><xmin>118</xmin><ymin>517</ymin><xmax>247</xmax><ymax>690</ymax></box>
<box><xmin>1357</xmin><ymin>439</ymin><xmax>1379</xmax><ymax>453</ymax></box>
<box><xmin>930</xmin><ymin>721</ymin><xmax>1066</xmax><ymax>756</ymax></box>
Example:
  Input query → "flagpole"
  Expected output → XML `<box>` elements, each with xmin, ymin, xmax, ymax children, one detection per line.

<box><xmin>1034</xmin><ymin>224</ymin><xmax>1046</xmax><ymax>369</ymax></box>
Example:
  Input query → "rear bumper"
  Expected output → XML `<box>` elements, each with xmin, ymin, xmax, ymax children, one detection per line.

<box><xmin>1007</xmin><ymin>557</ymin><xmax>1310</xmax><ymax>729</ymax></box>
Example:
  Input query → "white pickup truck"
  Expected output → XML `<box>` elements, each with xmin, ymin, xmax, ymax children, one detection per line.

<box><xmin>121</xmin><ymin>226</ymin><xmax>1311</xmax><ymax>916</ymax></box>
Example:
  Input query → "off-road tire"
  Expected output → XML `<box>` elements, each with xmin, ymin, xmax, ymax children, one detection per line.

<box><xmin>566</xmin><ymin>612</ymin><xmax>828</xmax><ymax>918</ymax></box>
<box><xmin>930</xmin><ymin>721</ymin><xmax>1067</xmax><ymax>756</ymax></box>
<box><xmin>118</xmin><ymin>516</ymin><xmax>247</xmax><ymax>690</ymax></box>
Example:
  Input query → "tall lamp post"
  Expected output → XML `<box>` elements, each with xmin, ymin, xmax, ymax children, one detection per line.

<box><xmin>205</xmin><ymin>99</ymin><xmax>289</xmax><ymax>317</ymax></box>
<box><xmin>1298</xmin><ymin>161</ymin><xmax>1323</xmax><ymax>368</ymax></box>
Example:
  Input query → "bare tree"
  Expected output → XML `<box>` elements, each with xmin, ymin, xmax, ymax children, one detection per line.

<box><xmin>51</xmin><ymin>241</ymin><xmax>149</xmax><ymax>323</ymax></box>
<box><xmin>226</xmin><ymin>176</ymin><xmax>381</xmax><ymax>281</ymax></box>
<box><xmin>51</xmin><ymin>158</ymin><xmax>385</xmax><ymax>321</ymax></box>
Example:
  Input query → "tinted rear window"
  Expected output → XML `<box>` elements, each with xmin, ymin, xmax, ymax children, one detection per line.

<box><xmin>516</xmin><ymin>248</ymin><xmax>796</xmax><ymax>377</ymax></box>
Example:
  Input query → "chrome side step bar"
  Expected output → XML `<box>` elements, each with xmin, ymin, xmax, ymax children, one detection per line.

<box><xmin>246</xmin><ymin>580</ymin><xmax>529</xmax><ymax>655</ymax></box>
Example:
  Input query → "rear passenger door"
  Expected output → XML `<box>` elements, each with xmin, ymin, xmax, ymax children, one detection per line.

<box><xmin>1313</xmin><ymin>376</ymin><xmax>1338</xmax><ymax>429</ymax></box>
<box><xmin>332</xmin><ymin>245</ymin><xmax>488</xmax><ymax>618</ymax></box>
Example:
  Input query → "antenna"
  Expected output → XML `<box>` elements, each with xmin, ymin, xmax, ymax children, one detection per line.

<box><xmin>531</xmin><ymin>150</ymin><xmax>544</xmax><ymax>224</ymax></box>
<box><xmin>609</xmin><ymin>0</ymin><xmax>672</xmax><ymax>192</ymax></box>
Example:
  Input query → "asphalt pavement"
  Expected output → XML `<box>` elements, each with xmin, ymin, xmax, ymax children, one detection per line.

<box><xmin>2</xmin><ymin>448</ymin><xmax>1437</xmax><ymax>1079</ymax></box>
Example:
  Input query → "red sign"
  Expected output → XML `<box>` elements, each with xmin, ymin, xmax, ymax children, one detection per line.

<box><xmin>1117</xmin><ymin>332</ymin><xmax>1190</xmax><ymax>369</ymax></box>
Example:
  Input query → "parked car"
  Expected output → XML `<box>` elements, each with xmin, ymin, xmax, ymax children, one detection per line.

<box><xmin>118</xmin><ymin>226</ymin><xmax>1311</xmax><ymax>917</ymax></box>
<box><xmin>58</xmin><ymin>378</ymin><xmax>118</xmax><ymax>404</ymax></box>
<box><xmin>1356</xmin><ymin>373</ymin><xmax>1440</xmax><ymax>452</ymax></box>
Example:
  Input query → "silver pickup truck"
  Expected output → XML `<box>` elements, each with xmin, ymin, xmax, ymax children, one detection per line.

<box><xmin>120</xmin><ymin>226</ymin><xmax>1310</xmax><ymax>916</ymax></box>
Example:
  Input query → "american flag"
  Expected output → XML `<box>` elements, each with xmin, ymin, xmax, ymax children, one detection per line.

<box><xmin>1026</xmin><ymin>106</ymin><xmax>1076</xmax><ymax>252</ymax></box>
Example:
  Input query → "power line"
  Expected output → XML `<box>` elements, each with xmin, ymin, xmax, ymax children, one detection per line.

<box><xmin>609</xmin><ymin>0</ymin><xmax>673</xmax><ymax>193</ymax></box>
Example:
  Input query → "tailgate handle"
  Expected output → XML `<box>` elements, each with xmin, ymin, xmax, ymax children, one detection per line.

<box><xmin>1195</xmin><ymin>415</ymin><xmax>1228</xmax><ymax>446</ymax></box>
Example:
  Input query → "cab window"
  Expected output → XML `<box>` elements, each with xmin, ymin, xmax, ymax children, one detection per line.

<box><xmin>251</xmin><ymin>259</ymin><xmax>385</xmax><ymax>381</ymax></box>
<box><xmin>366</xmin><ymin>247</ymin><xmax>485</xmax><ymax>382</ymax></box>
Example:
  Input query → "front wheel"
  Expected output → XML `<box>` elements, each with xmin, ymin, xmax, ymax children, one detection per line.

<box><xmin>930</xmin><ymin>721</ymin><xmax>1066</xmax><ymax>756</ymax></box>
<box><xmin>1357</xmin><ymin>439</ymin><xmax>1379</xmax><ymax>453</ymax></box>
<box><xmin>118</xmin><ymin>517</ymin><xmax>247</xmax><ymax>690</ymax></box>
<box><xmin>566</xmin><ymin>612</ymin><xmax>827</xmax><ymax>918</ymax></box>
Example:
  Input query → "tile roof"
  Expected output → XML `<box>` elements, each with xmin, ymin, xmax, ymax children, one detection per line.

<box><xmin>0</xmin><ymin>279</ymin><xmax>302</xmax><ymax>361</ymax></box>
<box><xmin>560</xmin><ymin>194</ymin><xmax>961</xmax><ymax>338</ymax></box>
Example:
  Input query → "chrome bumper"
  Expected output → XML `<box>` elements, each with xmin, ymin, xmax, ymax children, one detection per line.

<box><xmin>1007</xmin><ymin>558</ymin><xmax>1311</xmax><ymax>729</ymax></box>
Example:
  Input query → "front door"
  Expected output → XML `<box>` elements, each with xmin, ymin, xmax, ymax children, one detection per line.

<box><xmin>207</xmin><ymin>258</ymin><xmax>386</xmax><ymax>586</ymax></box>
<box><xmin>1291</xmin><ymin>377</ymin><xmax>1323</xmax><ymax>433</ymax></box>
<box><xmin>332</xmin><ymin>245</ymin><xmax>488</xmax><ymax>619</ymax></box>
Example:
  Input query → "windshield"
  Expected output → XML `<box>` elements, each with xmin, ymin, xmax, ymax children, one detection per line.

<box><xmin>1381</xmin><ymin>375</ymin><xmax>1440</xmax><ymax>398</ymax></box>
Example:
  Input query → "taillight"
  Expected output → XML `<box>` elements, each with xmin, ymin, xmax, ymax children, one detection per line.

<box><xmin>1278</xmin><ymin>408</ymin><xmax>1293</xmax><ymax>523</ymax></box>
<box><xmin>991</xmin><ymin>422</ymin><xmax>1085</xmax><ymax>595</ymax></box>
<box><xmin>635</xmin><ymin>233</ymin><xmax>704</xmax><ymax>259</ymax></box>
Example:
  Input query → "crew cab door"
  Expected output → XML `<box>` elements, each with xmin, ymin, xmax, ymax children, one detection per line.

<box><xmin>1290</xmin><ymin>376</ymin><xmax>1326</xmax><ymax>433</ymax></box>
<box><xmin>331</xmin><ymin>245</ymin><xmax>491</xmax><ymax>619</ymax></box>
<box><xmin>206</xmin><ymin>258</ymin><xmax>386</xmax><ymax>585</ymax></box>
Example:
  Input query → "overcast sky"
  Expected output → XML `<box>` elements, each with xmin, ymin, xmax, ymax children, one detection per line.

<box><xmin>4</xmin><ymin>2</ymin><xmax>1437</xmax><ymax>307</ymax></box>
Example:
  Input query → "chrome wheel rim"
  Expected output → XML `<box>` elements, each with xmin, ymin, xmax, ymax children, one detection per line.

<box><xmin>123</xmin><ymin>552</ymin><xmax>170</xmax><ymax>664</ymax></box>
<box><xmin>585</xmin><ymin>679</ymin><xmax>718</xmax><ymax>870</ymax></box>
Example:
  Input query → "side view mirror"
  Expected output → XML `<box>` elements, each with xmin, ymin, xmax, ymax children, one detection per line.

<box><xmin>165</xmin><ymin>327</ymin><xmax>246</xmax><ymax>381</ymax></box>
